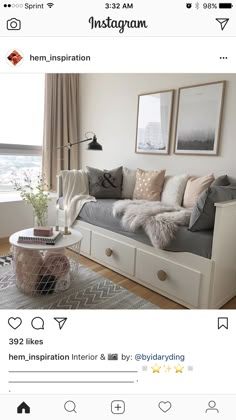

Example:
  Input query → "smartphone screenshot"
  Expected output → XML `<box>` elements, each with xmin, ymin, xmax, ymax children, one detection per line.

<box><xmin>0</xmin><ymin>0</ymin><xmax>235</xmax><ymax>418</ymax></box>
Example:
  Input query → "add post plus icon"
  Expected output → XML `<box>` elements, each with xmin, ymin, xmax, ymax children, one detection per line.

<box><xmin>111</xmin><ymin>400</ymin><xmax>125</xmax><ymax>414</ymax></box>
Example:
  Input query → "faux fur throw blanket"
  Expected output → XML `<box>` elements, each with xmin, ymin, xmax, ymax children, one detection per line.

<box><xmin>113</xmin><ymin>200</ymin><xmax>192</xmax><ymax>249</ymax></box>
<box><xmin>62</xmin><ymin>170</ymin><xmax>96</xmax><ymax>226</ymax></box>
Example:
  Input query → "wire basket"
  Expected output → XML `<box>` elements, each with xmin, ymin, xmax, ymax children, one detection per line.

<box><xmin>12</xmin><ymin>246</ymin><xmax>72</xmax><ymax>296</ymax></box>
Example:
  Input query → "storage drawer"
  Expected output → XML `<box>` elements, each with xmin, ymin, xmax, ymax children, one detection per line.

<box><xmin>78</xmin><ymin>226</ymin><xmax>91</xmax><ymax>255</ymax></box>
<box><xmin>135</xmin><ymin>249</ymin><xmax>201</xmax><ymax>307</ymax></box>
<box><xmin>91</xmin><ymin>232</ymin><xmax>135</xmax><ymax>276</ymax></box>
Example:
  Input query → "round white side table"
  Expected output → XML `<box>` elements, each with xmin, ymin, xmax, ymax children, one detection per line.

<box><xmin>9</xmin><ymin>228</ymin><xmax>82</xmax><ymax>296</ymax></box>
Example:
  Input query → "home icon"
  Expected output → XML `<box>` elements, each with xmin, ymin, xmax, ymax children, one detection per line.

<box><xmin>17</xmin><ymin>402</ymin><xmax>30</xmax><ymax>414</ymax></box>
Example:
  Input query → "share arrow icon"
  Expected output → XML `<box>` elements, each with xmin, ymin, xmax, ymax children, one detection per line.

<box><xmin>216</xmin><ymin>18</ymin><xmax>229</xmax><ymax>31</ymax></box>
<box><xmin>54</xmin><ymin>317</ymin><xmax>67</xmax><ymax>330</ymax></box>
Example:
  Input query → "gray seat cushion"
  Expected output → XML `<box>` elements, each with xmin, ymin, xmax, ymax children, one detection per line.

<box><xmin>78</xmin><ymin>199</ymin><xmax>213</xmax><ymax>258</ymax></box>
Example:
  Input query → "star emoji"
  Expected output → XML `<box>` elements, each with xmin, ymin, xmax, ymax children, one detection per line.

<box><xmin>174</xmin><ymin>364</ymin><xmax>184</xmax><ymax>373</ymax></box>
<box><xmin>152</xmin><ymin>364</ymin><xmax>162</xmax><ymax>373</ymax></box>
<box><xmin>164</xmin><ymin>365</ymin><xmax>172</xmax><ymax>373</ymax></box>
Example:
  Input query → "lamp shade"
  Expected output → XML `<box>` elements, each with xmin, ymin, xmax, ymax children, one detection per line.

<box><xmin>87</xmin><ymin>135</ymin><xmax>103</xmax><ymax>150</ymax></box>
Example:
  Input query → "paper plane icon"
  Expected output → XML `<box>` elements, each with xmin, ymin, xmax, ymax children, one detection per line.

<box><xmin>54</xmin><ymin>317</ymin><xmax>67</xmax><ymax>330</ymax></box>
<box><xmin>216</xmin><ymin>18</ymin><xmax>229</xmax><ymax>31</ymax></box>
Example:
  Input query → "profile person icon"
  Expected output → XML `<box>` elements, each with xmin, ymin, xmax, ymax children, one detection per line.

<box><xmin>205</xmin><ymin>400</ymin><xmax>219</xmax><ymax>413</ymax></box>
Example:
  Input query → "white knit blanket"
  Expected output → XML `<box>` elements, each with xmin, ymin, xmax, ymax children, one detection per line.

<box><xmin>113</xmin><ymin>200</ymin><xmax>192</xmax><ymax>249</ymax></box>
<box><xmin>62</xmin><ymin>170</ymin><xmax>96</xmax><ymax>226</ymax></box>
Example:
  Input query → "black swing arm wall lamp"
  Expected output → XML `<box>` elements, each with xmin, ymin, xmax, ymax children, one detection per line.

<box><xmin>57</xmin><ymin>131</ymin><xmax>103</xmax><ymax>170</ymax></box>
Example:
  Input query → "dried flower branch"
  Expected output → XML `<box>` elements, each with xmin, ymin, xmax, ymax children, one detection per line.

<box><xmin>12</xmin><ymin>174</ymin><xmax>50</xmax><ymax>226</ymax></box>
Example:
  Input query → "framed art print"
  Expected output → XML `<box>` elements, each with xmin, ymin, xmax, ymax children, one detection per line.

<box><xmin>175</xmin><ymin>81</ymin><xmax>225</xmax><ymax>155</ymax></box>
<box><xmin>135</xmin><ymin>89</ymin><xmax>174</xmax><ymax>155</ymax></box>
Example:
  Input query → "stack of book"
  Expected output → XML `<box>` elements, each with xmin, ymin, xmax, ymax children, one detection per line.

<box><xmin>17</xmin><ymin>228</ymin><xmax>63</xmax><ymax>245</ymax></box>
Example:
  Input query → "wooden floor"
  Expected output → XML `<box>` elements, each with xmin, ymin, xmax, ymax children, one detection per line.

<box><xmin>1</xmin><ymin>239</ymin><xmax>236</xmax><ymax>309</ymax></box>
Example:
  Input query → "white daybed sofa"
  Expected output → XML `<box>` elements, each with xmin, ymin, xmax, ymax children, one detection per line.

<box><xmin>57</xmin><ymin>175</ymin><xmax>236</xmax><ymax>309</ymax></box>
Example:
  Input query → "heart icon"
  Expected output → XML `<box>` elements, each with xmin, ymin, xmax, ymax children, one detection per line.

<box><xmin>8</xmin><ymin>317</ymin><xmax>22</xmax><ymax>330</ymax></box>
<box><xmin>158</xmin><ymin>401</ymin><xmax>172</xmax><ymax>413</ymax></box>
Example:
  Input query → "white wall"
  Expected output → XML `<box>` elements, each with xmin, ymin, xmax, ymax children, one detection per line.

<box><xmin>0</xmin><ymin>196</ymin><xmax>57</xmax><ymax>239</ymax></box>
<box><xmin>0</xmin><ymin>199</ymin><xmax>34</xmax><ymax>239</ymax></box>
<box><xmin>78</xmin><ymin>73</ymin><xmax>236</xmax><ymax>177</ymax></box>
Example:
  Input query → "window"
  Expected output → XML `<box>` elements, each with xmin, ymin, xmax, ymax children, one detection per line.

<box><xmin>0</xmin><ymin>74</ymin><xmax>45</xmax><ymax>192</ymax></box>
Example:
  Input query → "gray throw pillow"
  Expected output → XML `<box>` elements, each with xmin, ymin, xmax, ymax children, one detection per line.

<box><xmin>228</xmin><ymin>176</ymin><xmax>236</xmax><ymax>186</ymax></box>
<box><xmin>189</xmin><ymin>186</ymin><xmax>236</xmax><ymax>231</ymax></box>
<box><xmin>211</xmin><ymin>175</ymin><xmax>229</xmax><ymax>187</ymax></box>
<box><xmin>87</xmin><ymin>166</ymin><xmax>123</xmax><ymax>198</ymax></box>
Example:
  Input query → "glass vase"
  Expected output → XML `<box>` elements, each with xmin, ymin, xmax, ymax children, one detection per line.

<box><xmin>33</xmin><ymin>211</ymin><xmax>48</xmax><ymax>227</ymax></box>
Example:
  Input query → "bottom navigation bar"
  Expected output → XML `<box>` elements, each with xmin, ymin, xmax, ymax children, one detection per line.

<box><xmin>0</xmin><ymin>394</ymin><xmax>235</xmax><ymax>419</ymax></box>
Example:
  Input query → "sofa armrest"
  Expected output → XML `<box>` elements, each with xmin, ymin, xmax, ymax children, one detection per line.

<box><xmin>215</xmin><ymin>199</ymin><xmax>236</xmax><ymax>208</ymax></box>
<box><xmin>210</xmin><ymin>198</ymin><xmax>236</xmax><ymax>306</ymax></box>
<box><xmin>213</xmin><ymin>199</ymin><xmax>236</xmax><ymax>257</ymax></box>
<box><xmin>56</xmin><ymin>174</ymin><xmax>63</xmax><ymax>199</ymax></box>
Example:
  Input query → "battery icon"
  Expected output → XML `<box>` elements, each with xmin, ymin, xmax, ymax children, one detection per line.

<box><xmin>219</xmin><ymin>3</ymin><xmax>233</xmax><ymax>7</ymax></box>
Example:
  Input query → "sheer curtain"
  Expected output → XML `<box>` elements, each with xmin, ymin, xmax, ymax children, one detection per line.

<box><xmin>42</xmin><ymin>73</ymin><xmax>80</xmax><ymax>190</ymax></box>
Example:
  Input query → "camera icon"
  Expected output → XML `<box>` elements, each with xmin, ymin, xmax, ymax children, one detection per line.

<box><xmin>108</xmin><ymin>353</ymin><xmax>119</xmax><ymax>361</ymax></box>
<box><xmin>7</xmin><ymin>18</ymin><xmax>21</xmax><ymax>30</ymax></box>
<box><xmin>186</xmin><ymin>3</ymin><xmax>192</xmax><ymax>8</ymax></box>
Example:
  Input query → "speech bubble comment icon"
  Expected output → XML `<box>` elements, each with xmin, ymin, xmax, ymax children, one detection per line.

<box><xmin>31</xmin><ymin>317</ymin><xmax>44</xmax><ymax>330</ymax></box>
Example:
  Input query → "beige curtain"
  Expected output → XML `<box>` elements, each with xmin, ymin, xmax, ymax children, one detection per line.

<box><xmin>42</xmin><ymin>74</ymin><xmax>80</xmax><ymax>191</ymax></box>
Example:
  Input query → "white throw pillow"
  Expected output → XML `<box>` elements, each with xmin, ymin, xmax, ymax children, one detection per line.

<box><xmin>121</xmin><ymin>167</ymin><xmax>136</xmax><ymax>199</ymax></box>
<box><xmin>161</xmin><ymin>174</ymin><xmax>189</xmax><ymax>206</ymax></box>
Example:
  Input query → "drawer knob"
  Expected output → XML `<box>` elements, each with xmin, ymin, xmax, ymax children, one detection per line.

<box><xmin>157</xmin><ymin>270</ymin><xmax>167</xmax><ymax>281</ymax></box>
<box><xmin>105</xmin><ymin>248</ymin><xmax>113</xmax><ymax>257</ymax></box>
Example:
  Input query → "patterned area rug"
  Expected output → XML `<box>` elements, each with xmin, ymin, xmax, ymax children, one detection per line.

<box><xmin>0</xmin><ymin>255</ymin><xmax>13</xmax><ymax>267</ymax></box>
<box><xmin>0</xmin><ymin>256</ymin><xmax>158</xmax><ymax>310</ymax></box>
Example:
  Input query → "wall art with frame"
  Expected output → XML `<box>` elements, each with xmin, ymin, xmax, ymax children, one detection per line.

<box><xmin>174</xmin><ymin>81</ymin><xmax>225</xmax><ymax>155</ymax></box>
<box><xmin>135</xmin><ymin>89</ymin><xmax>174</xmax><ymax>155</ymax></box>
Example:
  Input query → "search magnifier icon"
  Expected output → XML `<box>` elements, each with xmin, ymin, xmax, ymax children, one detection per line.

<box><xmin>64</xmin><ymin>400</ymin><xmax>77</xmax><ymax>413</ymax></box>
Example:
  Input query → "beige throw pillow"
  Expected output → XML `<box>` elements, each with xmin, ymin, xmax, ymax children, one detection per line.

<box><xmin>183</xmin><ymin>174</ymin><xmax>215</xmax><ymax>208</ymax></box>
<box><xmin>133</xmin><ymin>168</ymin><xmax>166</xmax><ymax>201</ymax></box>
<box><xmin>121</xmin><ymin>167</ymin><xmax>136</xmax><ymax>199</ymax></box>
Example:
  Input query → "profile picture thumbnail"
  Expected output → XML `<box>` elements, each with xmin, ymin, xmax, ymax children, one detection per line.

<box><xmin>7</xmin><ymin>49</ymin><xmax>24</xmax><ymax>66</ymax></box>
